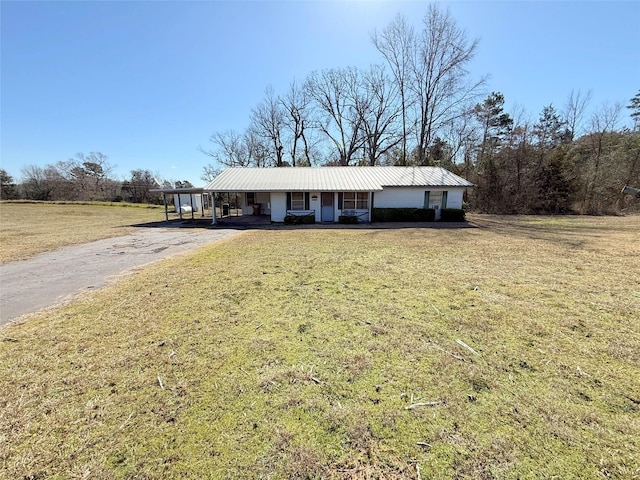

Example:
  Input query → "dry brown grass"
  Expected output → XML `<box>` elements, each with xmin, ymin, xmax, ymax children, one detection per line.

<box><xmin>0</xmin><ymin>214</ymin><xmax>639</xmax><ymax>479</ymax></box>
<box><xmin>0</xmin><ymin>202</ymin><xmax>170</xmax><ymax>263</ymax></box>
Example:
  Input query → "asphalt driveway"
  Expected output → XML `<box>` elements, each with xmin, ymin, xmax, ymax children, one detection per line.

<box><xmin>0</xmin><ymin>227</ymin><xmax>242</xmax><ymax>326</ymax></box>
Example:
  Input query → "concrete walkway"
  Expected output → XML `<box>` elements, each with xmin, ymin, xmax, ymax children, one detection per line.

<box><xmin>0</xmin><ymin>227</ymin><xmax>242</xmax><ymax>326</ymax></box>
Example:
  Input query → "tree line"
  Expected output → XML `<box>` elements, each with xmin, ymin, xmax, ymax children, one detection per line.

<box><xmin>201</xmin><ymin>4</ymin><xmax>639</xmax><ymax>214</ymax></box>
<box><xmin>3</xmin><ymin>4</ymin><xmax>638</xmax><ymax>214</ymax></box>
<box><xmin>0</xmin><ymin>152</ymin><xmax>193</xmax><ymax>204</ymax></box>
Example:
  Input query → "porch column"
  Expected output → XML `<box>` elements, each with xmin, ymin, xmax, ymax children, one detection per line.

<box><xmin>162</xmin><ymin>193</ymin><xmax>169</xmax><ymax>222</ymax></box>
<box><xmin>211</xmin><ymin>192</ymin><xmax>217</xmax><ymax>225</ymax></box>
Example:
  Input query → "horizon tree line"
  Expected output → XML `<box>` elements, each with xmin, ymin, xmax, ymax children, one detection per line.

<box><xmin>199</xmin><ymin>3</ymin><xmax>639</xmax><ymax>214</ymax></box>
<box><xmin>3</xmin><ymin>4</ymin><xmax>638</xmax><ymax>214</ymax></box>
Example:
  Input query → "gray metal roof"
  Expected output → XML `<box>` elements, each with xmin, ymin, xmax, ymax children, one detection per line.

<box><xmin>204</xmin><ymin>167</ymin><xmax>473</xmax><ymax>192</ymax></box>
<box><xmin>149</xmin><ymin>187</ymin><xmax>205</xmax><ymax>195</ymax></box>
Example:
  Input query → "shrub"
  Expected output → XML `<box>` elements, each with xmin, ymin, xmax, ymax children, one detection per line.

<box><xmin>440</xmin><ymin>208</ymin><xmax>466</xmax><ymax>222</ymax></box>
<box><xmin>338</xmin><ymin>215</ymin><xmax>359</xmax><ymax>224</ymax></box>
<box><xmin>284</xmin><ymin>213</ymin><xmax>315</xmax><ymax>225</ymax></box>
<box><xmin>411</xmin><ymin>208</ymin><xmax>436</xmax><ymax>222</ymax></box>
<box><xmin>372</xmin><ymin>208</ymin><xmax>435</xmax><ymax>222</ymax></box>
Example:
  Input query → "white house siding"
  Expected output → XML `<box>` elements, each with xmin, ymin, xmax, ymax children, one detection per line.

<box><xmin>446</xmin><ymin>189</ymin><xmax>465</xmax><ymax>209</ymax></box>
<box><xmin>270</xmin><ymin>192</ymin><xmax>287</xmax><ymax>222</ymax></box>
<box><xmin>374</xmin><ymin>187</ymin><xmax>465</xmax><ymax>209</ymax></box>
<box><xmin>373</xmin><ymin>187</ymin><xmax>426</xmax><ymax>208</ymax></box>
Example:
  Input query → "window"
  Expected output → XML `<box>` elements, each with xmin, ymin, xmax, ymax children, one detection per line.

<box><xmin>246</xmin><ymin>192</ymin><xmax>255</xmax><ymax>206</ymax></box>
<box><xmin>343</xmin><ymin>192</ymin><xmax>368</xmax><ymax>210</ymax></box>
<box><xmin>291</xmin><ymin>192</ymin><xmax>305</xmax><ymax>210</ymax></box>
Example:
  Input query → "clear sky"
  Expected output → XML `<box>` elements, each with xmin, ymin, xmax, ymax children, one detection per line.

<box><xmin>2</xmin><ymin>1</ymin><xmax>639</xmax><ymax>186</ymax></box>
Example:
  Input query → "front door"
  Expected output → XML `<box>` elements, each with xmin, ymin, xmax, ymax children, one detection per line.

<box><xmin>321</xmin><ymin>192</ymin><xmax>334</xmax><ymax>222</ymax></box>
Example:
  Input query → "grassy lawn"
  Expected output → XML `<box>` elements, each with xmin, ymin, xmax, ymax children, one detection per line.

<box><xmin>1</xmin><ymin>215</ymin><xmax>639</xmax><ymax>479</ymax></box>
<box><xmin>0</xmin><ymin>202</ymin><xmax>172</xmax><ymax>263</ymax></box>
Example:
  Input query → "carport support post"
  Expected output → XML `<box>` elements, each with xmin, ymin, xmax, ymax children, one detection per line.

<box><xmin>162</xmin><ymin>193</ymin><xmax>169</xmax><ymax>222</ymax></box>
<box><xmin>210</xmin><ymin>192</ymin><xmax>217</xmax><ymax>225</ymax></box>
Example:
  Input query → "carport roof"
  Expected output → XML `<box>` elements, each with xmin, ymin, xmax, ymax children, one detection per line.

<box><xmin>204</xmin><ymin>167</ymin><xmax>473</xmax><ymax>192</ymax></box>
<box><xmin>149</xmin><ymin>187</ymin><xmax>205</xmax><ymax>195</ymax></box>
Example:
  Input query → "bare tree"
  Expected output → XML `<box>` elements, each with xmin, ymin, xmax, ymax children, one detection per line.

<box><xmin>201</xmin><ymin>129</ymin><xmax>254</xmax><ymax>167</ymax></box>
<box><xmin>54</xmin><ymin>152</ymin><xmax>113</xmax><ymax>201</ymax></box>
<box><xmin>581</xmin><ymin>102</ymin><xmax>622</xmax><ymax>212</ymax></box>
<box><xmin>372</xmin><ymin>13</ymin><xmax>416</xmax><ymax>165</ymax></box>
<box><xmin>411</xmin><ymin>4</ymin><xmax>483</xmax><ymax>165</ymax></box>
<box><xmin>563</xmin><ymin>89</ymin><xmax>592</xmax><ymax>140</ymax></box>
<box><xmin>304</xmin><ymin>67</ymin><xmax>365</xmax><ymax>165</ymax></box>
<box><xmin>20</xmin><ymin>165</ymin><xmax>53</xmax><ymax>200</ymax></box>
<box><xmin>280</xmin><ymin>81</ymin><xmax>312</xmax><ymax>166</ymax></box>
<box><xmin>250</xmin><ymin>86</ymin><xmax>286</xmax><ymax>167</ymax></box>
<box><xmin>357</xmin><ymin>65</ymin><xmax>403</xmax><ymax>165</ymax></box>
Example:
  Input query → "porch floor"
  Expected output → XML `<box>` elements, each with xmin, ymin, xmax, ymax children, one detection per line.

<box><xmin>217</xmin><ymin>214</ymin><xmax>271</xmax><ymax>226</ymax></box>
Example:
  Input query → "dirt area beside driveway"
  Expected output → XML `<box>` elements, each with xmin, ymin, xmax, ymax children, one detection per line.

<box><xmin>0</xmin><ymin>227</ymin><xmax>243</xmax><ymax>326</ymax></box>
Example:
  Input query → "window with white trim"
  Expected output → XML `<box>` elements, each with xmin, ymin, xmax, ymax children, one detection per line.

<box><xmin>343</xmin><ymin>192</ymin><xmax>368</xmax><ymax>209</ymax></box>
<box><xmin>290</xmin><ymin>192</ymin><xmax>305</xmax><ymax>210</ymax></box>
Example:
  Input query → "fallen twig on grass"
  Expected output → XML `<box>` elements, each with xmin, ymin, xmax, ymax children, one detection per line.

<box><xmin>429</xmin><ymin>342</ymin><xmax>465</xmax><ymax>362</ymax></box>
<box><xmin>456</xmin><ymin>339</ymin><xmax>479</xmax><ymax>355</ymax></box>
<box><xmin>405</xmin><ymin>401</ymin><xmax>442</xmax><ymax>410</ymax></box>
<box><xmin>157</xmin><ymin>376</ymin><xmax>164</xmax><ymax>389</ymax></box>
<box><xmin>310</xmin><ymin>376</ymin><xmax>321</xmax><ymax>384</ymax></box>
<box><xmin>119</xmin><ymin>413</ymin><xmax>134</xmax><ymax>429</ymax></box>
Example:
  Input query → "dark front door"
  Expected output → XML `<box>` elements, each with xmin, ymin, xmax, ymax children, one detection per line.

<box><xmin>321</xmin><ymin>192</ymin><xmax>334</xmax><ymax>222</ymax></box>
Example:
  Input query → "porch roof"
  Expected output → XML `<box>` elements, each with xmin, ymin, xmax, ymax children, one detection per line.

<box><xmin>149</xmin><ymin>187</ymin><xmax>205</xmax><ymax>195</ymax></box>
<box><xmin>204</xmin><ymin>167</ymin><xmax>473</xmax><ymax>192</ymax></box>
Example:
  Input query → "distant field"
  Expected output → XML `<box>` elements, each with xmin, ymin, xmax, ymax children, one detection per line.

<box><xmin>0</xmin><ymin>202</ymin><xmax>171</xmax><ymax>263</ymax></box>
<box><xmin>1</xmin><ymin>215</ymin><xmax>639</xmax><ymax>479</ymax></box>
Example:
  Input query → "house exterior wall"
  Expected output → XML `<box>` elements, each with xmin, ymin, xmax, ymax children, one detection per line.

<box><xmin>266</xmin><ymin>188</ymin><xmax>465</xmax><ymax>222</ymax></box>
<box><xmin>374</xmin><ymin>187</ymin><xmax>465</xmax><ymax>209</ymax></box>
<box><xmin>270</xmin><ymin>192</ymin><xmax>288</xmax><ymax>222</ymax></box>
<box><xmin>446</xmin><ymin>189</ymin><xmax>465</xmax><ymax>209</ymax></box>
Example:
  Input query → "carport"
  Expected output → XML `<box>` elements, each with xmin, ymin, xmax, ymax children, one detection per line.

<box><xmin>149</xmin><ymin>187</ymin><xmax>211</xmax><ymax>222</ymax></box>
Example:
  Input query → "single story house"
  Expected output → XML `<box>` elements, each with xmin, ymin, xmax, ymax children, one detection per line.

<box><xmin>204</xmin><ymin>166</ymin><xmax>472</xmax><ymax>224</ymax></box>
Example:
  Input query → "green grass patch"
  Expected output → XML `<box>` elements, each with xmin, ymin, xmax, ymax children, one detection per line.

<box><xmin>1</xmin><ymin>215</ymin><xmax>639</xmax><ymax>478</ymax></box>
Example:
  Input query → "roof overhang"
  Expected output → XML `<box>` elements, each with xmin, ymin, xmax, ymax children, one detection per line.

<box><xmin>149</xmin><ymin>188</ymin><xmax>205</xmax><ymax>195</ymax></box>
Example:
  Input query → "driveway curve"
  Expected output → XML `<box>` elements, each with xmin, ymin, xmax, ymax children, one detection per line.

<box><xmin>0</xmin><ymin>227</ymin><xmax>242</xmax><ymax>326</ymax></box>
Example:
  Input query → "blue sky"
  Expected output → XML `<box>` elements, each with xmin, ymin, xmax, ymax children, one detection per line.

<box><xmin>2</xmin><ymin>1</ymin><xmax>639</xmax><ymax>186</ymax></box>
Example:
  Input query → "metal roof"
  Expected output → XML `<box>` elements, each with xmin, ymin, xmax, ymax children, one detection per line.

<box><xmin>204</xmin><ymin>167</ymin><xmax>473</xmax><ymax>192</ymax></box>
<box><xmin>149</xmin><ymin>187</ymin><xmax>205</xmax><ymax>195</ymax></box>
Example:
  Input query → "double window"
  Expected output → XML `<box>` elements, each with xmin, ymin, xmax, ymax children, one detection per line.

<box><xmin>342</xmin><ymin>192</ymin><xmax>368</xmax><ymax>210</ymax></box>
